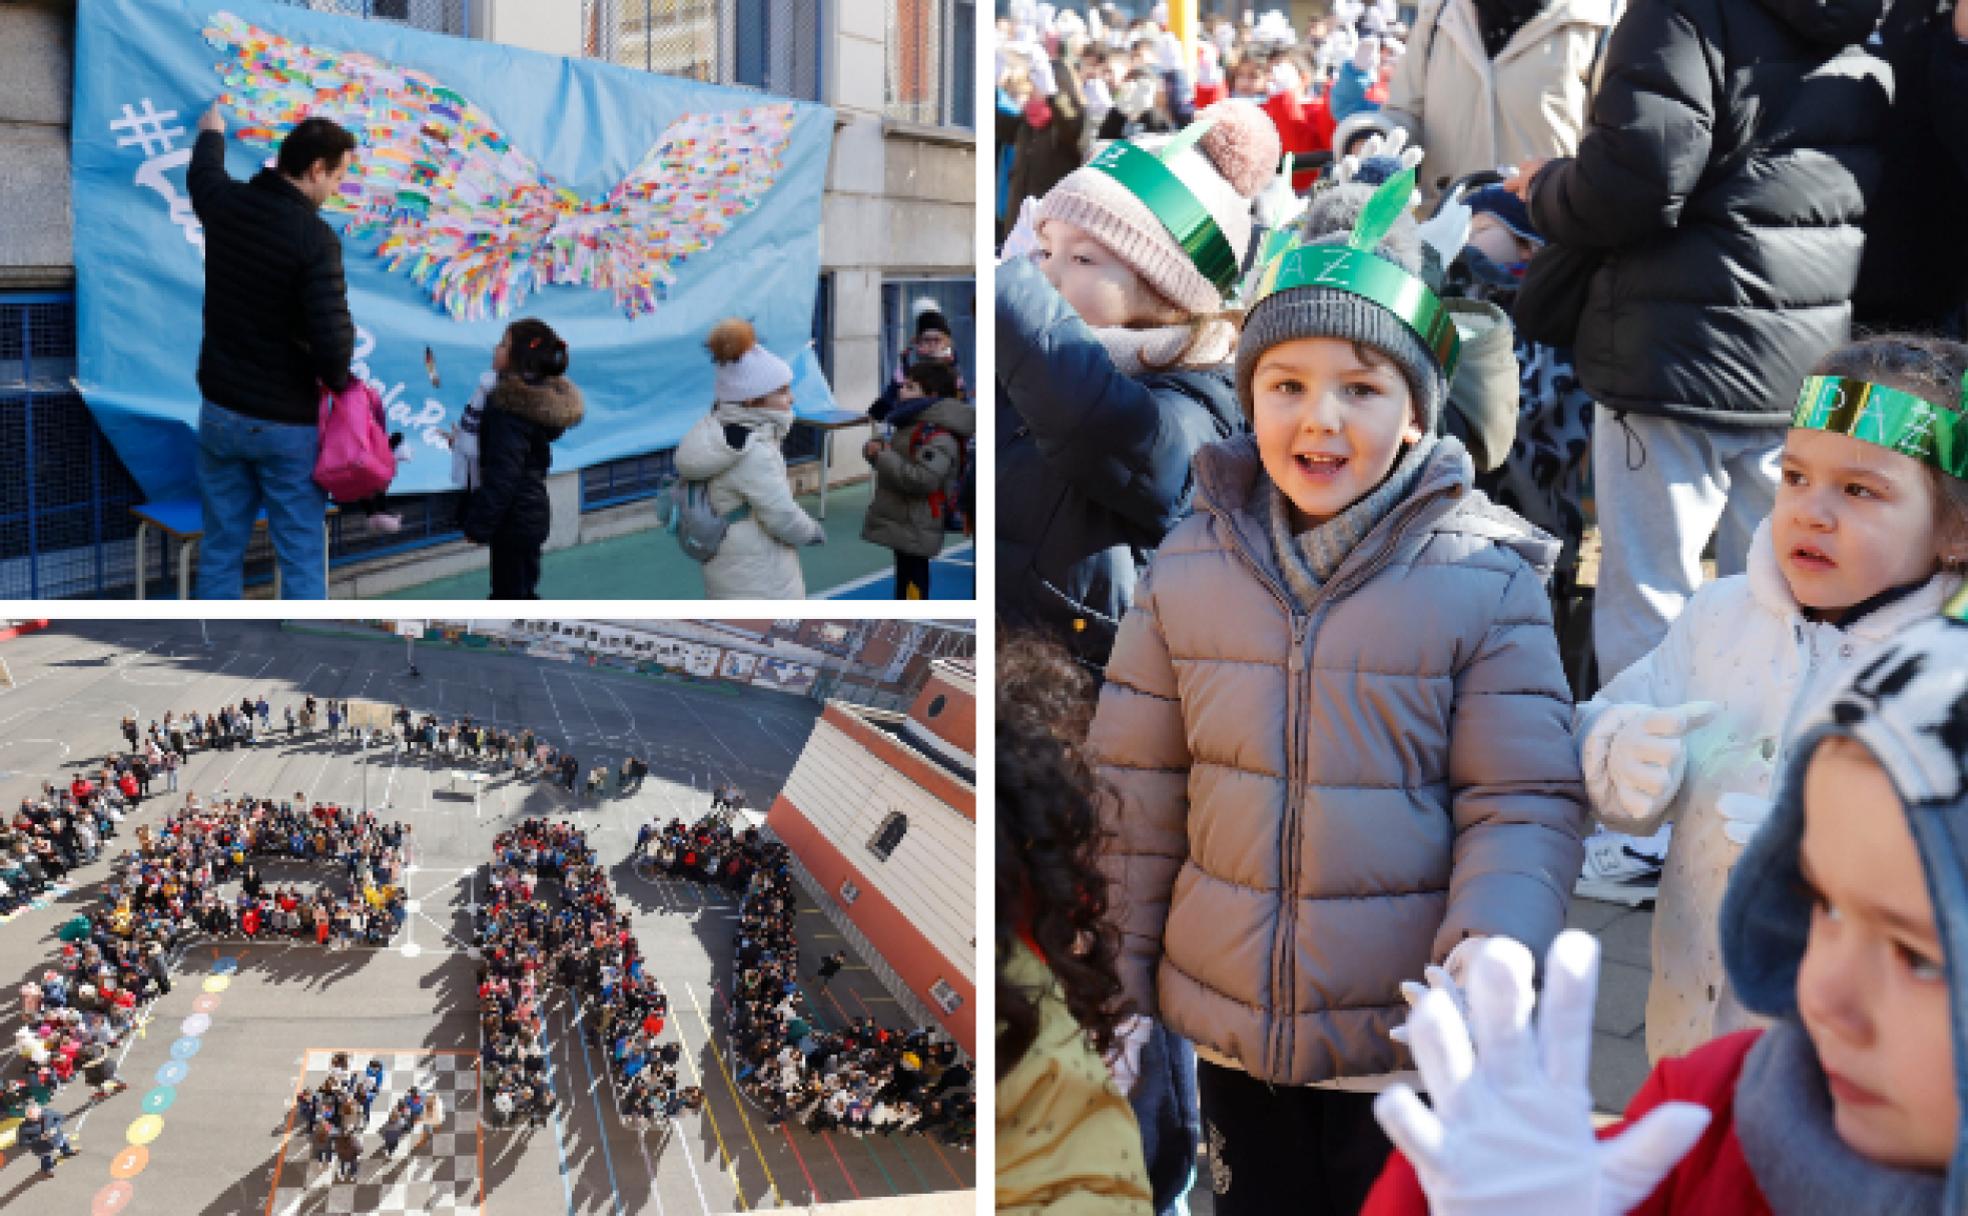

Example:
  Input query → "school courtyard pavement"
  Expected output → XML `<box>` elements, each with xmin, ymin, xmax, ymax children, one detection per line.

<box><xmin>370</xmin><ymin>481</ymin><xmax>975</xmax><ymax>601</ymax></box>
<box><xmin>0</xmin><ymin>619</ymin><xmax>974</xmax><ymax>1215</ymax></box>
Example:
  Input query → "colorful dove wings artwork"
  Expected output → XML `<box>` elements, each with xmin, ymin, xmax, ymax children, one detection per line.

<box><xmin>204</xmin><ymin>10</ymin><xmax>797</xmax><ymax>320</ymax></box>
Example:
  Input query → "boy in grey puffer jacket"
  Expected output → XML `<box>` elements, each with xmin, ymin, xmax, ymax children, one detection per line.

<box><xmin>1087</xmin><ymin>167</ymin><xmax>1587</xmax><ymax>1216</ymax></box>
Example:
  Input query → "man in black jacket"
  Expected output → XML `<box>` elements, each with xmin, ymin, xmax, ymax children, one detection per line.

<box><xmin>1505</xmin><ymin>0</ymin><xmax>1890</xmax><ymax>678</ymax></box>
<box><xmin>187</xmin><ymin>105</ymin><xmax>358</xmax><ymax>600</ymax></box>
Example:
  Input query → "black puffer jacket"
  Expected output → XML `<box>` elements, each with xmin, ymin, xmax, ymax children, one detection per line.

<box><xmin>1528</xmin><ymin>0</ymin><xmax>1891</xmax><ymax>427</ymax></box>
<box><xmin>461</xmin><ymin>377</ymin><xmax>585</xmax><ymax>547</ymax></box>
<box><xmin>1852</xmin><ymin>0</ymin><xmax>1968</xmax><ymax>333</ymax></box>
<box><xmin>186</xmin><ymin>131</ymin><xmax>355</xmax><ymax>425</ymax></box>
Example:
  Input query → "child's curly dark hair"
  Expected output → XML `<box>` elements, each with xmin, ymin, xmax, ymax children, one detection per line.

<box><xmin>996</xmin><ymin>633</ymin><xmax>1126</xmax><ymax>1079</ymax></box>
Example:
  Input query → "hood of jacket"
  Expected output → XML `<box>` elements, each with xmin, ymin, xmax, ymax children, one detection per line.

<box><xmin>1443</xmin><ymin>297</ymin><xmax>1523</xmax><ymax>473</ymax></box>
<box><xmin>1721</xmin><ymin>604</ymin><xmax>1968</xmax><ymax>1206</ymax></box>
<box><xmin>674</xmin><ymin>401</ymin><xmax>789</xmax><ymax>480</ymax></box>
<box><xmin>907</xmin><ymin>396</ymin><xmax>976</xmax><ymax>440</ymax></box>
<box><xmin>1192</xmin><ymin>432</ymin><xmax>1560</xmax><ymax>592</ymax></box>
<box><xmin>487</xmin><ymin>375</ymin><xmax>585</xmax><ymax>433</ymax></box>
<box><xmin>1753</xmin><ymin>0</ymin><xmax>1883</xmax><ymax>45</ymax></box>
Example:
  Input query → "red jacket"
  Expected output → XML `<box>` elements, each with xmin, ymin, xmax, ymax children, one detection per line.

<box><xmin>1363</xmin><ymin>1030</ymin><xmax>1772</xmax><ymax>1216</ymax></box>
<box><xmin>1262</xmin><ymin>88</ymin><xmax>1336</xmax><ymax>193</ymax></box>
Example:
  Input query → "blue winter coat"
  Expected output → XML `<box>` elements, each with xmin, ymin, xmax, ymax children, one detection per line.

<box><xmin>995</xmin><ymin>256</ymin><xmax>1243</xmax><ymax>667</ymax></box>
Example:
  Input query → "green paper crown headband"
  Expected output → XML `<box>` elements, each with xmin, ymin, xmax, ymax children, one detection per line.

<box><xmin>1086</xmin><ymin>117</ymin><xmax>1242</xmax><ymax>298</ymax></box>
<box><xmin>1790</xmin><ymin>373</ymin><xmax>1968</xmax><ymax>481</ymax></box>
<box><xmin>1247</xmin><ymin>167</ymin><xmax>1462</xmax><ymax>381</ymax></box>
<box><xmin>1949</xmin><ymin>583</ymin><xmax>1968</xmax><ymax>622</ymax></box>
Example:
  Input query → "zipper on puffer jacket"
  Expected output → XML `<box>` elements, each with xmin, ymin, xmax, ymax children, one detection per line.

<box><xmin>1205</xmin><ymin>477</ymin><xmax>1460</xmax><ymax>1081</ymax></box>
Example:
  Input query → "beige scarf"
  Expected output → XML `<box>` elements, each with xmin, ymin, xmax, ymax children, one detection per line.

<box><xmin>1091</xmin><ymin>317</ymin><xmax>1238</xmax><ymax>376</ymax></box>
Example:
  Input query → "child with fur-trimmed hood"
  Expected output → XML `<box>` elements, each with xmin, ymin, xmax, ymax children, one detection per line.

<box><xmin>461</xmin><ymin>317</ymin><xmax>584</xmax><ymax>599</ymax></box>
<box><xmin>674</xmin><ymin>319</ymin><xmax>824</xmax><ymax>600</ymax></box>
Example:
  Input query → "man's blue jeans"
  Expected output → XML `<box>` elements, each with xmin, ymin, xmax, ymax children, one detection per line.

<box><xmin>195</xmin><ymin>399</ymin><xmax>328</xmax><ymax>599</ymax></box>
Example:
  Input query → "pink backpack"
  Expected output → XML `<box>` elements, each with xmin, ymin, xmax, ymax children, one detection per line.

<box><xmin>314</xmin><ymin>380</ymin><xmax>396</xmax><ymax>502</ymax></box>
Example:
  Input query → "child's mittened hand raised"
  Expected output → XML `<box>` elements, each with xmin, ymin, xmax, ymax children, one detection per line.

<box><xmin>999</xmin><ymin>197</ymin><xmax>1043</xmax><ymax>265</ymax></box>
<box><xmin>1374</xmin><ymin>933</ymin><xmax>1713</xmax><ymax>1216</ymax></box>
<box><xmin>1601</xmin><ymin>701</ymin><xmax>1722</xmax><ymax>823</ymax></box>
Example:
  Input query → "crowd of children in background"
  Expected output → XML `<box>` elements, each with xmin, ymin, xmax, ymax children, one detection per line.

<box><xmin>150</xmin><ymin>795</ymin><xmax>410</xmax><ymax>946</ymax></box>
<box><xmin>6</xmin><ymin>700</ymin><xmax>423</xmax><ymax>1139</ymax></box>
<box><xmin>292</xmin><ymin>1052</ymin><xmax>448</xmax><ymax>1183</ymax></box>
<box><xmin>478</xmin><ymin>817</ymin><xmax>693</xmax><ymax>1131</ymax></box>
<box><xmin>654</xmin><ymin>814</ymin><xmax>975</xmax><ymax>1146</ymax></box>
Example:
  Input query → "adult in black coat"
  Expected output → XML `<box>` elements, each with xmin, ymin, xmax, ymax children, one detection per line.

<box><xmin>1852</xmin><ymin>0</ymin><xmax>1968</xmax><ymax>335</ymax></box>
<box><xmin>1506</xmin><ymin>0</ymin><xmax>1891</xmax><ymax>676</ymax></box>
<box><xmin>186</xmin><ymin>108</ymin><xmax>359</xmax><ymax>599</ymax></box>
<box><xmin>460</xmin><ymin>321</ymin><xmax>584</xmax><ymax>599</ymax></box>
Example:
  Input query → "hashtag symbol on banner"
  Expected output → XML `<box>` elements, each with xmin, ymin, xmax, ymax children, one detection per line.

<box><xmin>110</xmin><ymin>99</ymin><xmax>186</xmax><ymax>158</ymax></box>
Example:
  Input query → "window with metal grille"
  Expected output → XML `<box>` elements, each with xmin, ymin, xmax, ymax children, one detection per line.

<box><xmin>886</xmin><ymin>0</ymin><xmax>974</xmax><ymax>129</ymax></box>
<box><xmin>881</xmin><ymin>277</ymin><xmax>976</xmax><ymax>395</ymax></box>
<box><xmin>929</xmin><ymin>978</ymin><xmax>962</xmax><ymax>1014</ymax></box>
<box><xmin>264</xmin><ymin>0</ymin><xmax>469</xmax><ymax>35</ymax></box>
<box><xmin>578</xmin><ymin>0</ymin><xmax>824</xmax><ymax>101</ymax></box>
<box><xmin>867</xmin><ymin>811</ymin><xmax>908</xmax><ymax>861</ymax></box>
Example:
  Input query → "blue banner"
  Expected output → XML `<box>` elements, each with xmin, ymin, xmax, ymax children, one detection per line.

<box><xmin>73</xmin><ymin>0</ymin><xmax>834</xmax><ymax>501</ymax></box>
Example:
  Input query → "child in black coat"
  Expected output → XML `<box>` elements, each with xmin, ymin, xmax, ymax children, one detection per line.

<box><xmin>461</xmin><ymin>318</ymin><xmax>584</xmax><ymax>599</ymax></box>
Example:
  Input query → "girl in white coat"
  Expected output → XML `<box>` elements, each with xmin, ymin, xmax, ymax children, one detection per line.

<box><xmin>673</xmin><ymin>319</ymin><xmax>824</xmax><ymax>599</ymax></box>
<box><xmin>1578</xmin><ymin>334</ymin><xmax>1968</xmax><ymax>1062</ymax></box>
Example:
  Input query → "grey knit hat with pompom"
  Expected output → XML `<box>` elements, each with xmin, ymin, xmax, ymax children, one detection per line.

<box><xmin>1234</xmin><ymin>180</ymin><xmax>1445</xmax><ymax>432</ymax></box>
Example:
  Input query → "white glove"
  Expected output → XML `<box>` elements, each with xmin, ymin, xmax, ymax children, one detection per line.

<box><xmin>1115</xmin><ymin>75</ymin><xmax>1157</xmax><ymax>120</ymax></box>
<box><xmin>1029</xmin><ymin>54</ymin><xmax>1058</xmax><ymax>98</ymax></box>
<box><xmin>1104</xmin><ymin>1014</ymin><xmax>1154</xmax><ymax>1094</ymax></box>
<box><xmin>1415</xmin><ymin>184</ymin><xmax>1474</xmax><ymax>266</ymax></box>
<box><xmin>1336</xmin><ymin>128</ymin><xmax>1423</xmax><ymax>185</ymax></box>
<box><xmin>1197</xmin><ymin>43</ymin><xmax>1223</xmax><ymax>87</ymax></box>
<box><xmin>1156</xmin><ymin>30</ymin><xmax>1185</xmax><ymax>72</ymax></box>
<box><xmin>1375</xmin><ymin>933</ymin><xmax>1713</xmax><ymax>1216</ymax></box>
<box><xmin>1269</xmin><ymin>59</ymin><xmax>1304</xmax><ymax>99</ymax></box>
<box><xmin>1717</xmin><ymin>792</ymin><xmax>1774</xmax><ymax>847</ymax></box>
<box><xmin>1392</xmin><ymin>936</ymin><xmax>1485</xmax><ymax>1046</ymax></box>
<box><xmin>1000</xmin><ymin>197</ymin><xmax>1042</xmax><ymax>264</ymax></box>
<box><xmin>1253</xmin><ymin>154</ymin><xmax>1308</xmax><ymax>230</ymax></box>
<box><xmin>1600</xmin><ymin>701</ymin><xmax>1722</xmax><ymax>825</ymax></box>
<box><xmin>1391</xmin><ymin>965</ymin><xmax>1466</xmax><ymax>1048</ymax></box>
<box><xmin>1354</xmin><ymin>35</ymin><xmax>1381</xmax><ymax>72</ymax></box>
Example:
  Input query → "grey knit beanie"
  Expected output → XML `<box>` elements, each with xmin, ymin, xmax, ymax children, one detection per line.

<box><xmin>1235</xmin><ymin>182</ymin><xmax>1445</xmax><ymax>432</ymax></box>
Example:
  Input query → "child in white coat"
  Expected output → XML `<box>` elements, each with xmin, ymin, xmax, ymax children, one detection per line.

<box><xmin>672</xmin><ymin>319</ymin><xmax>824</xmax><ymax>599</ymax></box>
<box><xmin>1578</xmin><ymin>334</ymin><xmax>1968</xmax><ymax>1062</ymax></box>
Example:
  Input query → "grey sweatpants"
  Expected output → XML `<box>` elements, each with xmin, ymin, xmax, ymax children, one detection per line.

<box><xmin>1591</xmin><ymin>405</ymin><xmax>1785</xmax><ymax>680</ymax></box>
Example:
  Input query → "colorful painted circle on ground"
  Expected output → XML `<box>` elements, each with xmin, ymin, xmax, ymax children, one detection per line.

<box><xmin>169</xmin><ymin>1036</ymin><xmax>202</xmax><ymax>1061</ymax></box>
<box><xmin>140</xmin><ymin>1087</ymin><xmax>175</xmax><ymax>1114</ymax></box>
<box><xmin>125</xmin><ymin>1114</ymin><xmax>164</xmax><ymax>1146</ymax></box>
<box><xmin>212</xmin><ymin>956</ymin><xmax>239</xmax><ymax>975</ymax></box>
<box><xmin>201</xmin><ymin>975</ymin><xmax>230</xmax><ymax>994</ymax></box>
<box><xmin>180</xmin><ymin>1013</ymin><xmax>211</xmax><ymax>1036</ymax></box>
<box><xmin>192</xmin><ymin>994</ymin><xmax>221</xmax><ymax>1014</ymax></box>
<box><xmin>110</xmin><ymin>1143</ymin><xmax>149</xmax><ymax>1179</ymax></box>
<box><xmin>154</xmin><ymin>1060</ymin><xmax>188</xmax><ymax>1086</ymax></box>
<box><xmin>92</xmin><ymin>1180</ymin><xmax>135</xmax><ymax>1215</ymax></box>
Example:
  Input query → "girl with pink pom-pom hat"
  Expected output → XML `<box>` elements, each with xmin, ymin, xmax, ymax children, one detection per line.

<box><xmin>999</xmin><ymin>99</ymin><xmax>1280</xmax><ymax>670</ymax></box>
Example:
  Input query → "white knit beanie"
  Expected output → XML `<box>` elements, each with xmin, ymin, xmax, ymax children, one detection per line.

<box><xmin>1037</xmin><ymin>100</ymin><xmax>1281</xmax><ymax>315</ymax></box>
<box><xmin>706</xmin><ymin>318</ymin><xmax>793</xmax><ymax>404</ymax></box>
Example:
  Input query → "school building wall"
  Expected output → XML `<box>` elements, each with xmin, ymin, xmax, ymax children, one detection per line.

<box><xmin>768</xmin><ymin>705</ymin><xmax>975</xmax><ymax>1053</ymax></box>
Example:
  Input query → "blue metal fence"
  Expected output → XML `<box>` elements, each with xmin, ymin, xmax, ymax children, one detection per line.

<box><xmin>0</xmin><ymin>293</ymin><xmax>148</xmax><ymax>599</ymax></box>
